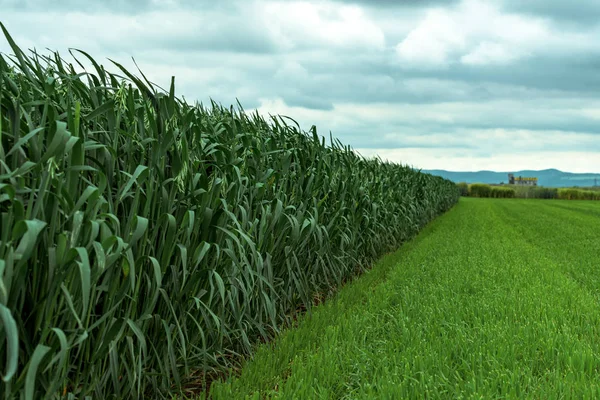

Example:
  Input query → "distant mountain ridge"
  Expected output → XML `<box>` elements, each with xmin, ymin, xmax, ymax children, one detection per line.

<box><xmin>423</xmin><ymin>168</ymin><xmax>600</xmax><ymax>188</ymax></box>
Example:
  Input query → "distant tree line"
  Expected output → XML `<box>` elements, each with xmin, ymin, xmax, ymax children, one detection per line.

<box><xmin>457</xmin><ymin>183</ymin><xmax>600</xmax><ymax>200</ymax></box>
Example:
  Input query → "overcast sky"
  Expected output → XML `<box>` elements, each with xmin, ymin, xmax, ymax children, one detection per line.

<box><xmin>2</xmin><ymin>0</ymin><xmax>600</xmax><ymax>172</ymax></box>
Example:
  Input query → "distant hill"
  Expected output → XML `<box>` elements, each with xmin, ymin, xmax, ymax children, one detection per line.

<box><xmin>423</xmin><ymin>168</ymin><xmax>600</xmax><ymax>188</ymax></box>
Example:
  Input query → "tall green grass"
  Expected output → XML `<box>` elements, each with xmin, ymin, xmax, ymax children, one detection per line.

<box><xmin>456</xmin><ymin>182</ymin><xmax>468</xmax><ymax>197</ymax></box>
<box><xmin>0</xmin><ymin>26</ymin><xmax>458</xmax><ymax>398</ymax></box>
<box><xmin>557</xmin><ymin>188</ymin><xmax>600</xmax><ymax>200</ymax></box>
<box><xmin>468</xmin><ymin>183</ymin><xmax>492</xmax><ymax>198</ymax></box>
<box><xmin>458</xmin><ymin>183</ymin><xmax>600</xmax><ymax>200</ymax></box>
<box><xmin>465</xmin><ymin>183</ymin><xmax>516</xmax><ymax>198</ymax></box>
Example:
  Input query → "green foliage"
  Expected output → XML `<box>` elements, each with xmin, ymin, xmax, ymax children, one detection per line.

<box><xmin>209</xmin><ymin>198</ymin><xmax>600</xmax><ymax>398</ymax></box>
<box><xmin>528</xmin><ymin>187</ymin><xmax>558</xmax><ymax>199</ymax></box>
<box><xmin>468</xmin><ymin>183</ymin><xmax>492</xmax><ymax>198</ymax></box>
<box><xmin>456</xmin><ymin>182</ymin><xmax>469</xmax><ymax>197</ymax></box>
<box><xmin>490</xmin><ymin>186</ymin><xmax>515</xmax><ymax>198</ymax></box>
<box><xmin>558</xmin><ymin>188</ymin><xmax>600</xmax><ymax>200</ymax></box>
<box><xmin>510</xmin><ymin>185</ymin><xmax>559</xmax><ymax>199</ymax></box>
<box><xmin>463</xmin><ymin>184</ymin><xmax>600</xmax><ymax>201</ymax></box>
<box><xmin>0</xmin><ymin>25</ymin><xmax>459</xmax><ymax>398</ymax></box>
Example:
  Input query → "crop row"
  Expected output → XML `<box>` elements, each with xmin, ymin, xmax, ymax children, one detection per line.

<box><xmin>457</xmin><ymin>183</ymin><xmax>600</xmax><ymax>200</ymax></box>
<box><xmin>0</xmin><ymin>26</ymin><xmax>458</xmax><ymax>398</ymax></box>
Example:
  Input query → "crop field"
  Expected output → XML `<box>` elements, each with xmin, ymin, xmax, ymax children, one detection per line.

<box><xmin>3</xmin><ymin>24</ymin><xmax>599</xmax><ymax>400</ymax></box>
<box><xmin>0</xmin><ymin>27</ymin><xmax>459</xmax><ymax>399</ymax></box>
<box><xmin>208</xmin><ymin>198</ymin><xmax>600</xmax><ymax>399</ymax></box>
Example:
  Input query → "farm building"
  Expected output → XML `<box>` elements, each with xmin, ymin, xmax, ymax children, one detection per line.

<box><xmin>508</xmin><ymin>173</ymin><xmax>538</xmax><ymax>186</ymax></box>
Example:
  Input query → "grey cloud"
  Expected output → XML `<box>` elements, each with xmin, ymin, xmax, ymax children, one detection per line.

<box><xmin>462</xmin><ymin>120</ymin><xmax>600</xmax><ymax>136</ymax></box>
<box><xmin>420</xmin><ymin>55</ymin><xmax>600</xmax><ymax>94</ymax></box>
<box><xmin>499</xmin><ymin>0</ymin><xmax>600</xmax><ymax>25</ymax></box>
<box><xmin>140</xmin><ymin>25</ymin><xmax>277</xmax><ymax>55</ymax></box>
<box><xmin>262</xmin><ymin>53</ymin><xmax>600</xmax><ymax>109</ymax></box>
<box><xmin>330</xmin><ymin>0</ymin><xmax>460</xmax><ymax>8</ymax></box>
<box><xmin>0</xmin><ymin>0</ymin><xmax>235</xmax><ymax>14</ymax></box>
<box><xmin>1</xmin><ymin>9</ymin><xmax>277</xmax><ymax>59</ymax></box>
<box><xmin>299</xmin><ymin>48</ymin><xmax>600</xmax><ymax>96</ymax></box>
<box><xmin>282</xmin><ymin>93</ymin><xmax>335</xmax><ymax>111</ymax></box>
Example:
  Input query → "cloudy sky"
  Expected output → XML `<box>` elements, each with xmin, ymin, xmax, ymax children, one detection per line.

<box><xmin>2</xmin><ymin>0</ymin><xmax>600</xmax><ymax>172</ymax></box>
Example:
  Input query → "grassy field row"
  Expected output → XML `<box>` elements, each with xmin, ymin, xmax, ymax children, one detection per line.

<box><xmin>207</xmin><ymin>198</ymin><xmax>600</xmax><ymax>399</ymax></box>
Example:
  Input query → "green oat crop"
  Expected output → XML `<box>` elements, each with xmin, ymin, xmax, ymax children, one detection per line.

<box><xmin>0</xmin><ymin>26</ymin><xmax>458</xmax><ymax>398</ymax></box>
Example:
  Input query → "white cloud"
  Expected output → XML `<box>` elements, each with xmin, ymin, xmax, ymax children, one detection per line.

<box><xmin>395</xmin><ymin>9</ymin><xmax>466</xmax><ymax>68</ymax></box>
<box><xmin>578</xmin><ymin>107</ymin><xmax>600</xmax><ymax>120</ymax></box>
<box><xmin>274</xmin><ymin>61</ymin><xmax>309</xmax><ymax>81</ymax></box>
<box><xmin>262</xmin><ymin>1</ymin><xmax>385</xmax><ymax>51</ymax></box>
<box><xmin>253</xmin><ymin>97</ymin><xmax>356</xmax><ymax>130</ymax></box>
<box><xmin>460</xmin><ymin>41</ymin><xmax>519</xmax><ymax>65</ymax></box>
<box><xmin>355</xmin><ymin>147</ymin><xmax>600</xmax><ymax>173</ymax></box>
<box><xmin>378</xmin><ymin>128</ymin><xmax>600</xmax><ymax>153</ymax></box>
<box><xmin>395</xmin><ymin>0</ymin><xmax>589</xmax><ymax>68</ymax></box>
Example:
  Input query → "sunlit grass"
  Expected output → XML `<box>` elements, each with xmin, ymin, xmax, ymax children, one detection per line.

<box><xmin>208</xmin><ymin>198</ymin><xmax>600</xmax><ymax>399</ymax></box>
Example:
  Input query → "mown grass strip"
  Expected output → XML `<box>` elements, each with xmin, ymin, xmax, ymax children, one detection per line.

<box><xmin>208</xmin><ymin>198</ymin><xmax>600</xmax><ymax>399</ymax></box>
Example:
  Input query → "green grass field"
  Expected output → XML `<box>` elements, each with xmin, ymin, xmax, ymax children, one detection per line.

<box><xmin>206</xmin><ymin>198</ymin><xmax>600</xmax><ymax>399</ymax></box>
